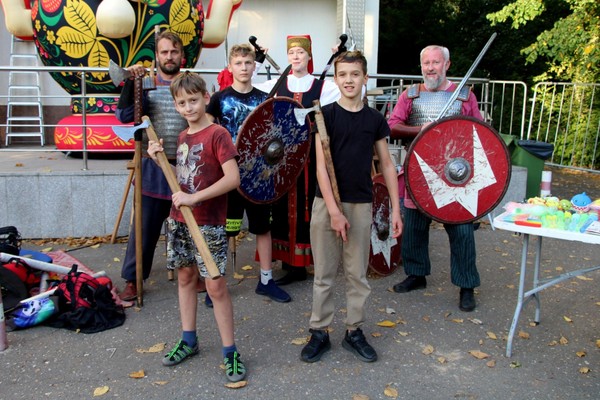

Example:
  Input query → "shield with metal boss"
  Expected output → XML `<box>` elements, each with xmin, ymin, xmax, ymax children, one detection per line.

<box><xmin>236</xmin><ymin>97</ymin><xmax>311</xmax><ymax>204</ymax></box>
<box><xmin>404</xmin><ymin>116</ymin><xmax>511</xmax><ymax>224</ymax></box>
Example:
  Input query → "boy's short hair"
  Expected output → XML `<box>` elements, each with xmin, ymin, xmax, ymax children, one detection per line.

<box><xmin>229</xmin><ymin>43</ymin><xmax>256</xmax><ymax>63</ymax></box>
<box><xmin>334</xmin><ymin>50</ymin><xmax>368</xmax><ymax>75</ymax></box>
<box><xmin>170</xmin><ymin>71</ymin><xmax>208</xmax><ymax>99</ymax></box>
<box><xmin>157</xmin><ymin>30</ymin><xmax>184</xmax><ymax>51</ymax></box>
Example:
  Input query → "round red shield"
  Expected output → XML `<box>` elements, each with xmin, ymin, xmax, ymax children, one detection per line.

<box><xmin>404</xmin><ymin>116</ymin><xmax>510</xmax><ymax>224</ymax></box>
<box><xmin>369</xmin><ymin>173</ymin><xmax>401</xmax><ymax>276</ymax></box>
<box><xmin>236</xmin><ymin>97</ymin><xmax>311</xmax><ymax>203</ymax></box>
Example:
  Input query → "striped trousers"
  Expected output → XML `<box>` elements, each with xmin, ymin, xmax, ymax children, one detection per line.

<box><xmin>401</xmin><ymin>206</ymin><xmax>480</xmax><ymax>289</ymax></box>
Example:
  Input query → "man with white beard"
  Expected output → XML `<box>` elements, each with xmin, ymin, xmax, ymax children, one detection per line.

<box><xmin>386</xmin><ymin>45</ymin><xmax>483</xmax><ymax>312</ymax></box>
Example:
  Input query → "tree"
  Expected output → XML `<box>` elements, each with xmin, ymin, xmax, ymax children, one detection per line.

<box><xmin>487</xmin><ymin>0</ymin><xmax>600</xmax><ymax>83</ymax></box>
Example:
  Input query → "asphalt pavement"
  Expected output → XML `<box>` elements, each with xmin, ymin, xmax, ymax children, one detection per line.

<box><xmin>0</xmin><ymin>152</ymin><xmax>599</xmax><ymax>399</ymax></box>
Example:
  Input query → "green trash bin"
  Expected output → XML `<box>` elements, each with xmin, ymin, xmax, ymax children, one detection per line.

<box><xmin>500</xmin><ymin>135</ymin><xmax>554</xmax><ymax>199</ymax></box>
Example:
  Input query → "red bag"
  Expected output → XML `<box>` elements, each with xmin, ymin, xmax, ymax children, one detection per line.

<box><xmin>3</xmin><ymin>258</ymin><xmax>42</xmax><ymax>289</ymax></box>
<box><xmin>55</xmin><ymin>264</ymin><xmax>102</xmax><ymax>310</ymax></box>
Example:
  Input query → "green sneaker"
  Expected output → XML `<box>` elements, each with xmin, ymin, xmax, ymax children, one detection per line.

<box><xmin>162</xmin><ymin>339</ymin><xmax>199</xmax><ymax>366</ymax></box>
<box><xmin>224</xmin><ymin>351</ymin><xmax>246</xmax><ymax>382</ymax></box>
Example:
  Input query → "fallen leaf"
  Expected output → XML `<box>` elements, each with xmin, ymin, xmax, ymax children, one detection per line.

<box><xmin>518</xmin><ymin>331</ymin><xmax>530</xmax><ymax>339</ymax></box>
<box><xmin>422</xmin><ymin>345</ymin><xmax>434</xmax><ymax>355</ymax></box>
<box><xmin>137</xmin><ymin>343</ymin><xmax>166</xmax><ymax>353</ymax></box>
<box><xmin>398</xmin><ymin>331</ymin><xmax>409</xmax><ymax>337</ymax></box>
<box><xmin>383</xmin><ymin>385</ymin><xmax>398</xmax><ymax>398</ymax></box>
<box><xmin>242</xmin><ymin>265</ymin><xmax>253</xmax><ymax>271</ymax></box>
<box><xmin>15</xmin><ymin>163</ymin><xmax>24</xmax><ymax>167</ymax></box>
<box><xmin>224</xmin><ymin>380</ymin><xmax>248</xmax><ymax>389</ymax></box>
<box><xmin>576</xmin><ymin>275</ymin><xmax>593</xmax><ymax>281</ymax></box>
<box><xmin>371</xmin><ymin>332</ymin><xmax>382</xmax><ymax>338</ymax></box>
<box><xmin>422</xmin><ymin>315</ymin><xmax>430</xmax><ymax>322</ymax></box>
<box><xmin>559</xmin><ymin>336</ymin><xmax>569</xmax><ymax>345</ymax></box>
<box><xmin>352</xmin><ymin>394</ymin><xmax>370</xmax><ymax>400</ymax></box>
<box><xmin>385</xmin><ymin>307</ymin><xmax>396</xmax><ymax>314</ymax></box>
<box><xmin>486</xmin><ymin>360</ymin><xmax>496</xmax><ymax>368</ymax></box>
<box><xmin>437</xmin><ymin>356</ymin><xmax>447</xmax><ymax>364</ymax></box>
<box><xmin>152</xmin><ymin>381</ymin><xmax>168</xmax><ymax>386</ymax></box>
<box><xmin>233</xmin><ymin>272</ymin><xmax>244</xmax><ymax>280</ymax></box>
<box><xmin>596</xmin><ymin>339</ymin><xmax>600</xmax><ymax>348</ymax></box>
<box><xmin>486</xmin><ymin>331</ymin><xmax>497</xmax><ymax>340</ymax></box>
<box><xmin>444</xmin><ymin>312</ymin><xmax>452</xmax><ymax>318</ymax></box>
<box><xmin>468</xmin><ymin>350</ymin><xmax>489</xmax><ymax>359</ymax></box>
<box><xmin>451</xmin><ymin>318</ymin><xmax>464</xmax><ymax>323</ymax></box>
<box><xmin>563</xmin><ymin>316</ymin><xmax>573</xmax><ymax>323</ymax></box>
<box><xmin>555</xmin><ymin>267</ymin><xmax>563</xmax><ymax>271</ymax></box>
<box><xmin>113</xmin><ymin>257</ymin><xmax>120</xmax><ymax>262</ymax></box>
<box><xmin>377</xmin><ymin>320</ymin><xmax>396</xmax><ymax>328</ymax></box>
<box><xmin>506</xmin><ymin>284</ymin><xmax>515</xmax><ymax>289</ymax></box>
<box><xmin>469</xmin><ymin>318</ymin><xmax>483</xmax><ymax>325</ymax></box>
<box><xmin>93</xmin><ymin>386</ymin><xmax>110</xmax><ymax>396</ymax></box>
<box><xmin>129</xmin><ymin>370</ymin><xmax>145</xmax><ymax>379</ymax></box>
<box><xmin>579</xmin><ymin>367</ymin><xmax>590</xmax><ymax>374</ymax></box>
<box><xmin>291</xmin><ymin>337</ymin><xmax>309</xmax><ymax>345</ymax></box>
<box><xmin>576</xmin><ymin>351</ymin><xmax>586</xmax><ymax>358</ymax></box>
<box><xmin>548</xmin><ymin>340</ymin><xmax>558</xmax><ymax>346</ymax></box>
<box><xmin>41</xmin><ymin>247</ymin><xmax>53</xmax><ymax>252</ymax></box>
<box><xmin>509</xmin><ymin>361</ymin><xmax>521</xmax><ymax>368</ymax></box>
<box><xmin>91</xmin><ymin>244</ymin><xmax>100</xmax><ymax>249</ymax></box>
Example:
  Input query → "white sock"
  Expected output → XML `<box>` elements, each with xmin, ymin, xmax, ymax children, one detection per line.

<box><xmin>261</xmin><ymin>269</ymin><xmax>272</xmax><ymax>285</ymax></box>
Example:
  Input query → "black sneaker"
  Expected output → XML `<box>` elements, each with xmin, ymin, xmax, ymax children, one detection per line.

<box><xmin>392</xmin><ymin>275</ymin><xmax>427</xmax><ymax>293</ymax></box>
<box><xmin>342</xmin><ymin>328</ymin><xmax>377</xmax><ymax>362</ymax></box>
<box><xmin>300</xmin><ymin>329</ymin><xmax>331</xmax><ymax>363</ymax></box>
<box><xmin>459</xmin><ymin>288</ymin><xmax>476</xmax><ymax>312</ymax></box>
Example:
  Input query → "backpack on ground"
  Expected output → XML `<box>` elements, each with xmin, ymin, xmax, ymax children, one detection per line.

<box><xmin>55</xmin><ymin>264</ymin><xmax>101</xmax><ymax>310</ymax></box>
<box><xmin>0</xmin><ymin>226</ymin><xmax>21</xmax><ymax>256</ymax></box>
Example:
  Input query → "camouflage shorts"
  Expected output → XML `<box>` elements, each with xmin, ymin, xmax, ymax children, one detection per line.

<box><xmin>166</xmin><ymin>219</ymin><xmax>227</xmax><ymax>278</ymax></box>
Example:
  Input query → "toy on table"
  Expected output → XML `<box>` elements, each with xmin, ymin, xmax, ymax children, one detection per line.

<box><xmin>571</xmin><ymin>192</ymin><xmax>592</xmax><ymax>213</ymax></box>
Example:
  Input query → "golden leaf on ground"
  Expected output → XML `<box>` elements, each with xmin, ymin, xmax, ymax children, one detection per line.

<box><xmin>559</xmin><ymin>336</ymin><xmax>569</xmax><ymax>345</ymax></box>
<box><xmin>548</xmin><ymin>340</ymin><xmax>558</xmax><ymax>346</ymax></box>
<box><xmin>137</xmin><ymin>343</ymin><xmax>166</xmax><ymax>353</ymax></box>
<box><xmin>469</xmin><ymin>318</ymin><xmax>483</xmax><ymax>325</ymax></box>
<box><xmin>377</xmin><ymin>320</ymin><xmax>396</xmax><ymax>328</ymax></box>
<box><xmin>129</xmin><ymin>370</ymin><xmax>145</xmax><ymax>379</ymax></box>
<box><xmin>468</xmin><ymin>350</ymin><xmax>489</xmax><ymax>359</ymax></box>
<box><xmin>487</xmin><ymin>332</ymin><xmax>497</xmax><ymax>340</ymax></box>
<box><xmin>596</xmin><ymin>339</ymin><xmax>600</xmax><ymax>348</ymax></box>
<box><xmin>398</xmin><ymin>331</ymin><xmax>409</xmax><ymax>337</ymax></box>
<box><xmin>371</xmin><ymin>332</ymin><xmax>382</xmax><ymax>337</ymax></box>
<box><xmin>518</xmin><ymin>331</ymin><xmax>530</xmax><ymax>339</ymax></box>
<box><xmin>152</xmin><ymin>381</ymin><xmax>168</xmax><ymax>386</ymax></box>
<box><xmin>93</xmin><ymin>386</ymin><xmax>110</xmax><ymax>396</ymax></box>
<box><xmin>451</xmin><ymin>318</ymin><xmax>464</xmax><ymax>323</ymax></box>
<box><xmin>509</xmin><ymin>361</ymin><xmax>521</xmax><ymax>368</ymax></box>
<box><xmin>91</xmin><ymin>244</ymin><xmax>100</xmax><ymax>249</ymax></box>
<box><xmin>596</xmin><ymin>302</ymin><xmax>600</xmax><ymax>306</ymax></box>
<box><xmin>383</xmin><ymin>385</ymin><xmax>398</xmax><ymax>398</ymax></box>
<box><xmin>486</xmin><ymin>360</ymin><xmax>496</xmax><ymax>368</ymax></box>
<box><xmin>555</xmin><ymin>267</ymin><xmax>563</xmax><ymax>271</ymax></box>
<box><xmin>242</xmin><ymin>265</ymin><xmax>253</xmax><ymax>271</ymax></box>
<box><xmin>15</xmin><ymin>163</ymin><xmax>24</xmax><ymax>167</ymax></box>
<box><xmin>444</xmin><ymin>312</ymin><xmax>452</xmax><ymax>318</ymax></box>
<box><xmin>579</xmin><ymin>367</ymin><xmax>590</xmax><ymax>374</ymax></box>
<box><xmin>225</xmin><ymin>380</ymin><xmax>248</xmax><ymax>389</ymax></box>
<box><xmin>437</xmin><ymin>356</ymin><xmax>447</xmax><ymax>364</ymax></box>
<box><xmin>233</xmin><ymin>272</ymin><xmax>244</xmax><ymax>280</ymax></box>
<box><xmin>563</xmin><ymin>316</ymin><xmax>573</xmax><ymax>323</ymax></box>
<box><xmin>291</xmin><ymin>337</ymin><xmax>309</xmax><ymax>345</ymax></box>
<box><xmin>529</xmin><ymin>322</ymin><xmax>537</xmax><ymax>327</ymax></box>
<box><xmin>422</xmin><ymin>315</ymin><xmax>430</xmax><ymax>322</ymax></box>
<box><xmin>576</xmin><ymin>275</ymin><xmax>593</xmax><ymax>281</ymax></box>
<box><xmin>113</xmin><ymin>257</ymin><xmax>120</xmax><ymax>262</ymax></box>
<box><xmin>352</xmin><ymin>394</ymin><xmax>370</xmax><ymax>400</ymax></box>
<box><xmin>41</xmin><ymin>247</ymin><xmax>53</xmax><ymax>252</ymax></box>
<box><xmin>576</xmin><ymin>351</ymin><xmax>586</xmax><ymax>357</ymax></box>
<box><xmin>506</xmin><ymin>284</ymin><xmax>515</xmax><ymax>289</ymax></box>
<box><xmin>422</xmin><ymin>345</ymin><xmax>434</xmax><ymax>355</ymax></box>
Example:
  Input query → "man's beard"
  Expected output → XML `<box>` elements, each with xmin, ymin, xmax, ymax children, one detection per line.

<box><xmin>160</xmin><ymin>61</ymin><xmax>180</xmax><ymax>75</ymax></box>
<box><xmin>423</xmin><ymin>74</ymin><xmax>443</xmax><ymax>91</ymax></box>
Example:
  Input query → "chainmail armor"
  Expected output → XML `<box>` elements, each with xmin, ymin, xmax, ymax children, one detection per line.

<box><xmin>407</xmin><ymin>84</ymin><xmax>470</xmax><ymax>126</ymax></box>
<box><xmin>146</xmin><ymin>85</ymin><xmax>188</xmax><ymax>159</ymax></box>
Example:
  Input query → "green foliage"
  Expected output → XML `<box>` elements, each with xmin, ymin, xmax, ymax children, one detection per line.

<box><xmin>487</xmin><ymin>0</ymin><xmax>600</xmax><ymax>82</ymax></box>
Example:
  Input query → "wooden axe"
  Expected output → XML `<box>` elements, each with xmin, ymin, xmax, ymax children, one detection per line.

<box><xmin>139</xmin><ymin>116</ymin><xmax>222</xmax><ymax>279</ymax></box>
<box><xmin>294</xmin><ymin>101</ymin><xmax>342</xmax><ymax>211</ymax></box>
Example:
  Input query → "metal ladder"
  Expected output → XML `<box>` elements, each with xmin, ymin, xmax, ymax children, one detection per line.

<box><xmin>6</xmin><ymin>36</ymin><xmax>45</xmax><ymax>146</ymax></box>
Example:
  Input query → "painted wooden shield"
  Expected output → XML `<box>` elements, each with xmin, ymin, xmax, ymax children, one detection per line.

<box><xmin>236</xmin><ymin>97</ymin><xmax>311</xmax><ymax>203</ymax></box>
<box><xmin>368</xmin><ymin>173</ymin><xmax>401</xmax><ymax>276</ymax></box>
<box><xmin>404</xmin><ymin>116</ymin><xmax>511</xmax><ymax>224</ymax></box>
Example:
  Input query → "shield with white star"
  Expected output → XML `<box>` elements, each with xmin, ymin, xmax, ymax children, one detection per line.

<box><xmin>404</xmin><ymin>116</ymin><xmax>511</xmax><ymax>224</ymax></box>
<box><xmin>369</xmin><ymin>173</ymin><xmax>402</xmax><ymax>276</ymax></box>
